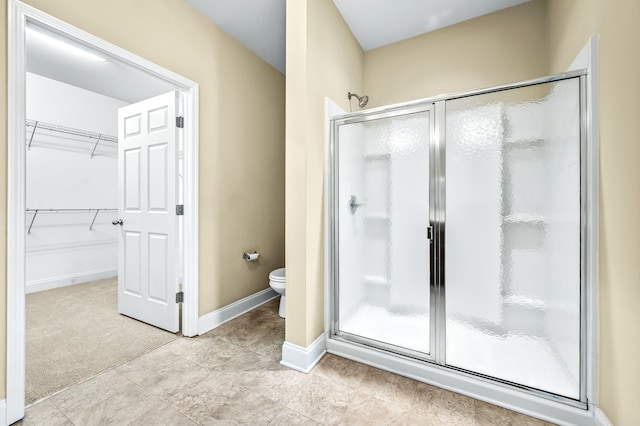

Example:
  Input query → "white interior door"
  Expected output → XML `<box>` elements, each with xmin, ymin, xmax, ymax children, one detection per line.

<box><xmin>116</xmin><ymin>91</ymin><xmax>180</xmax><ymax>332</ymax></box>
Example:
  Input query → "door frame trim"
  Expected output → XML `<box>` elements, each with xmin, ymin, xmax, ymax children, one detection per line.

<box><xmin>7</xmin><ymin>1</ymin><xmax>200</xmax><ymax>422</ymax></box>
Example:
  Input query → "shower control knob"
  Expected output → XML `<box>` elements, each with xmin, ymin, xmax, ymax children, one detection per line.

<box><xmin>112</xmin><ymin>219</ymin><xmax>123</xmax><ymax>226</ymax></box>
<box><xmin>349</xmin><ymin>195</ymin><xmax>365</xmax><ymax>215</ymax></box>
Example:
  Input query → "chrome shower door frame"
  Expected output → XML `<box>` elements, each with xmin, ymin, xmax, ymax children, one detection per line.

<box><xmin>327</xmin><ymin>69</ymin><xmax>592</xmax><ymax>422</ymax></box>
<box><xmin>329</xmin><ymin>103</ymin><xmax>438</xmax><ymax>363</ymax></box>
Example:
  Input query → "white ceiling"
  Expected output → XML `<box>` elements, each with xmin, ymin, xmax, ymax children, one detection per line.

<box><xmin>185</xmin><ymin>0</ymin><xmax>286</xmax><ymax>74</ymax></box>
<box><xmin>26</xmin><ymin>25</ymin><xmax>175</xmax><ymax>104</ymax></box>
<box><xmin>185</xmin><ymin>0</ymin><xmax>530</xmax><ymax>74</ymax></box>
<box><xmin>26</xmin><ymin>1</ymin><xmax>532</xmax><ymax>98</ymax></box>
<box><xmin>333</xmin><ymin>0</ymin><xmax>531</xmax><ymax>51</ymax></box>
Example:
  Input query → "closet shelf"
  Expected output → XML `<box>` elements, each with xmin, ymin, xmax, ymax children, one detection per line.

<box><xmin>26</xmin><ymin>208</ymin><xmax>118</xmax><ymax>234</ymax></box>
<box><xmin>26</xmin><ymin>119</ymin><xmax>118</xmax><ymax>158</ymax></box>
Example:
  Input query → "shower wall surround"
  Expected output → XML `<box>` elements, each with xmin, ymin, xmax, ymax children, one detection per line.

<box><xmin>328</xmin><ymin>72</ymin><xmax>592</xmax><ymax>423</ymax></box>
<box><xmin>445</xmin><ymin>79</ymin><xmax>581</xmax><ymax>400</ymax></box>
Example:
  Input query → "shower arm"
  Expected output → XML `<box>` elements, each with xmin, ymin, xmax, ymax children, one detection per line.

<box><xmin>348</xmin><ymin>92</ymin><xmax>369</xmax><ymax>108</ymax></box>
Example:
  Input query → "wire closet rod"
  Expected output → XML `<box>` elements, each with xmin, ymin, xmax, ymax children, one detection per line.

<box><xmin>26</xmin><ymin>208</ymin><xmax>118</xmax><ymax>212</ymax></box>
<box><xmin>26</xmin><ymin>208</ymin><xmax>118</xmax><ymax>234</ymax></box>
<box><xmin>26</xmin><ymin>119</ymin><xmax>118</xmax><ymax>158</ymax></box>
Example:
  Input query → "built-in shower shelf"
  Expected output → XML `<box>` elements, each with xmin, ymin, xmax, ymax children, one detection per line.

<box><xmin>365</xmin><ymin>213</ymin><xmax>390</xmax><ymax>221</ymax></box>
<box><xmin>504</xmin><ymin>294</ymin><xmax>547</xmax><ymax>310</ymax></box>
<box><xmin>364</xmin><ymin>152</ymin><xmax>391</xmax><ymax>161</ymax></box>
<box><xmin>503</xmin><ymin>213</ymin><xmax>546</xmax><ymax>225</ymax></box>
<box><xmin>503</xmin><ymin>294</ymin><xmax>577</xmax><ymax>314</ymax></box>
<box><xmin>364</xmin><ymin>275</ymin><xmax>389</xmax><ymax>287</ymax></box>
<box><xmin>503</xmin><ymin>138</ymin><xmax>547</xmax><ymax>148</ymax></box>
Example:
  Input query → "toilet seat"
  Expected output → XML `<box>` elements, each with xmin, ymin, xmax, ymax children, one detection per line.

<box><xmin>269</xmin><ymin>267</ymin><xmax>285</xmax><ymax>282</ymax></box>
<box><xmin>269</xmin><ymin>267</ymin><xmax>286</xmax><ymax>318</ymax></box>
<box><xmin>269</xmin><ymin>280</ymin><xmax>285</xmax><ymax>291</ymax></box>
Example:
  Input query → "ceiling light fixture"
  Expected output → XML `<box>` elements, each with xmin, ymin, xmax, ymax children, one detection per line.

<box><xmin>26</xmin><ymin>26</ymin><xmax>107</xmax><ymax>63</ymax></box>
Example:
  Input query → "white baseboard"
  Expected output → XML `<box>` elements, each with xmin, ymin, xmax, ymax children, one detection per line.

<box><xmin>280</xmin><ymin>333</ymin><xmax>327</xmax><ymax>373</ymax></box>
<box><xmin>197</xmin><ymin>288</ymin><xmax>279</xmax><ymax>335</ymax></box>
<box><xmin>26</xmin><ymin>268</ymin><xmax>117</xmax><ymax>294</ymax></box>
<box><xmin>26</xmin><ymin>239</ymin><xmax>117</xmax><ymax>254</ymax></box>
<box><xmin>0</xmin><ymin>399</ymin><xmax>7</xmax><ymax>426</ymax></box>
<box><xmin>594</xmin><ymin>406</ymin><xmax>612</xmax><ymax>426</ymax></box>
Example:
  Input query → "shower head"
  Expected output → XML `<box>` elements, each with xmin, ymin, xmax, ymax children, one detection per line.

<box><xmin>348</xmin><ymin>92</ymin><xmax>369</xmax><ymax>108</ymax></box>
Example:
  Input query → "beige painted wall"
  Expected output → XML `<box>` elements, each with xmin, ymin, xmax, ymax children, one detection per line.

<box><xmin>549</xmin><ymin>1</ymin><xmax>640</xmax><ymax>424</ymax></box>
<box><xmin>0</xmin><ymin>0</ymin><xmax>285</xmax><ymax>399</ymax></box>
<box><xmin>597</xmin><ymin>3</ymin><xmax>640</xmax><ymax>423</ymax></box>
<box><xmin>363</xmin><ymin>0</ymin><xmax>549</xmax><ymax>108</ymax></box>
<box><xmin>285</xmin><ymin>0</ymin><xmax>363</xmax><ymax>346</ymax></box>
<box><xmin>284</xmin><ymin>0</ymin><xmax>309</xmax><ymax>347</ymax></box>
<box><xmin>547</xmin><ymin>0</ymin><xmax>597</xmax><ymax>73</ymax></box>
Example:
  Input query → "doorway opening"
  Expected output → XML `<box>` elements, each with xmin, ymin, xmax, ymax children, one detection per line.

<box><xmin>8</xmin><ymin>1</ymin><xmax>199</xmax><ymax>423</ymax></box>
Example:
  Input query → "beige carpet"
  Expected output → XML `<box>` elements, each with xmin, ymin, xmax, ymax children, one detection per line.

<box><xmin>26</xmin><ymin>278</ymin><xmax>179</xmax><ymax>404</ymax></box>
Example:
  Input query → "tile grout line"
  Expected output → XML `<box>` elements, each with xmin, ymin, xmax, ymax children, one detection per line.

<box><xmin>117</xmin><ymin>370</ymin><xmax>201</xmax><ymax>426</ymax></box>
<box><xmin>42</xmin><ymin>398</ymin><xmax>76</xmax><ymax>426</ymax></box>
<box><xmin>25</xmin><ymin>335</ymin><xmax>183</xmax><ymax>410</ymax></box>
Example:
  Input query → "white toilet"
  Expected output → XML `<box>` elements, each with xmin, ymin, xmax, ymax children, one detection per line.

<box><xmin>269</xmin><ymin>267</ymin><xmax>286</xmax><ymax>318</ymax></box>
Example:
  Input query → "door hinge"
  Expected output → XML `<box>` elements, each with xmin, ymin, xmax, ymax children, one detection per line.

<box><xmin>176</xmin><ymin>204</ymin><xmax>184</xmax><ymax>216</ymax></box>
<box><xmin>176</xmin><ymin>291</ymin><xmax>184</xmax><ymax>303</ymax></box>
<box><xmin>176</xmin><ymin>116</ymin><xmax>184</xmax><ymax>128</ymax></box>
<box><xmin>427</xmin><ymin>225</ymin><xmax>434</xmax><ymax>242</ymax></box>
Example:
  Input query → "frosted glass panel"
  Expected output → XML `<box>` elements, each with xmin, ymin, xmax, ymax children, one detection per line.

<box><xmin>445</xmin><ymin>79</ymin><xmax>581</xmax><ymax>399</ymax></box>
<box><xmin>337</xmin><ymin>111</ymin><xmax>431</xmax><ymax>355</ymax></box>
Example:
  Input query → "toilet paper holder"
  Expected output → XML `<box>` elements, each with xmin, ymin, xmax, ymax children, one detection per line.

<box><xmin>242</xmin><ymin>251</ymin><xmax>260</xmax><ymax>261</ymax></box>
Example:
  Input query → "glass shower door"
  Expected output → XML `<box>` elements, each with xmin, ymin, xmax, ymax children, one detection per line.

<box><xmin>333</xmin><ymin>106</ymin><xmax>433</xmax><ymax>357</ymax></box>
<box><xmin>445</xmin><ymin>78</ymin><xmax>583</xmax><ymax>399</ymax></box>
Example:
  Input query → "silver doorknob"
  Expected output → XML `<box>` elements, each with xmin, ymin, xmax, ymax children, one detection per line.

<box><xmin>112</xmin><ymin>219</ymin><xmax>123</xmax><ymax>226</ymax></box>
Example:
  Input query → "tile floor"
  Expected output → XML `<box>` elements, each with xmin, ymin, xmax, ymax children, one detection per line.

<box><xmin>18</xmin><ymin>299</ymin><xmax>554</xmax><ymax>425</ymax></box>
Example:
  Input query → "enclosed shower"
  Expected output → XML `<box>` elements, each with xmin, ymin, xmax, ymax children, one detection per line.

<box><xmin>327</xmin><ymin>71</ymin><xmax>592</xmax><ymax>415</ymax></box>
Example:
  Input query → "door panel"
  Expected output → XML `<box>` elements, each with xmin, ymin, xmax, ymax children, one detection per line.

<box><xmin>335</xmin><ymin>109</ymin><xmax>433</xmax><ymax>356</ymax></box>
<box><xmin>124</xmin><ymin>148</ymin><xmax>141</xmax><ymax>211</ymax></box>
<box><xmin>123</xmin><ymin>231</ymin><xmax>141</xmax><ymax>295</ymax></box>
<box><xmin>117</xmin><ymin>91</ymin><xmax>179</xmax><ymax>333</ymax></box>
<box><xmin>148</xmin><ymin>233</ymin><xmax>168</xmax><ymax>301</ymax></box>
<box><xmin>444</xmin><ymin>79</ymin><xmax>581</xmax><ymax>399</ymax></box>
<box><xmin>148</xmin><ymin>144</ymin><xmax>168</xmax><ymax>211</ymax></box>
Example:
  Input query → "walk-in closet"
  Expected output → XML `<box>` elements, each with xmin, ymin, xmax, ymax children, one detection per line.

<box><xmin>26</xmin><ymin>73</ymin><xmax>122</xmax><ymax>294</ymax></box>
<box><xmin>25</xmin><ymin>24</ymin><xmax>182</xmax><ymax>404</ymax></box>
